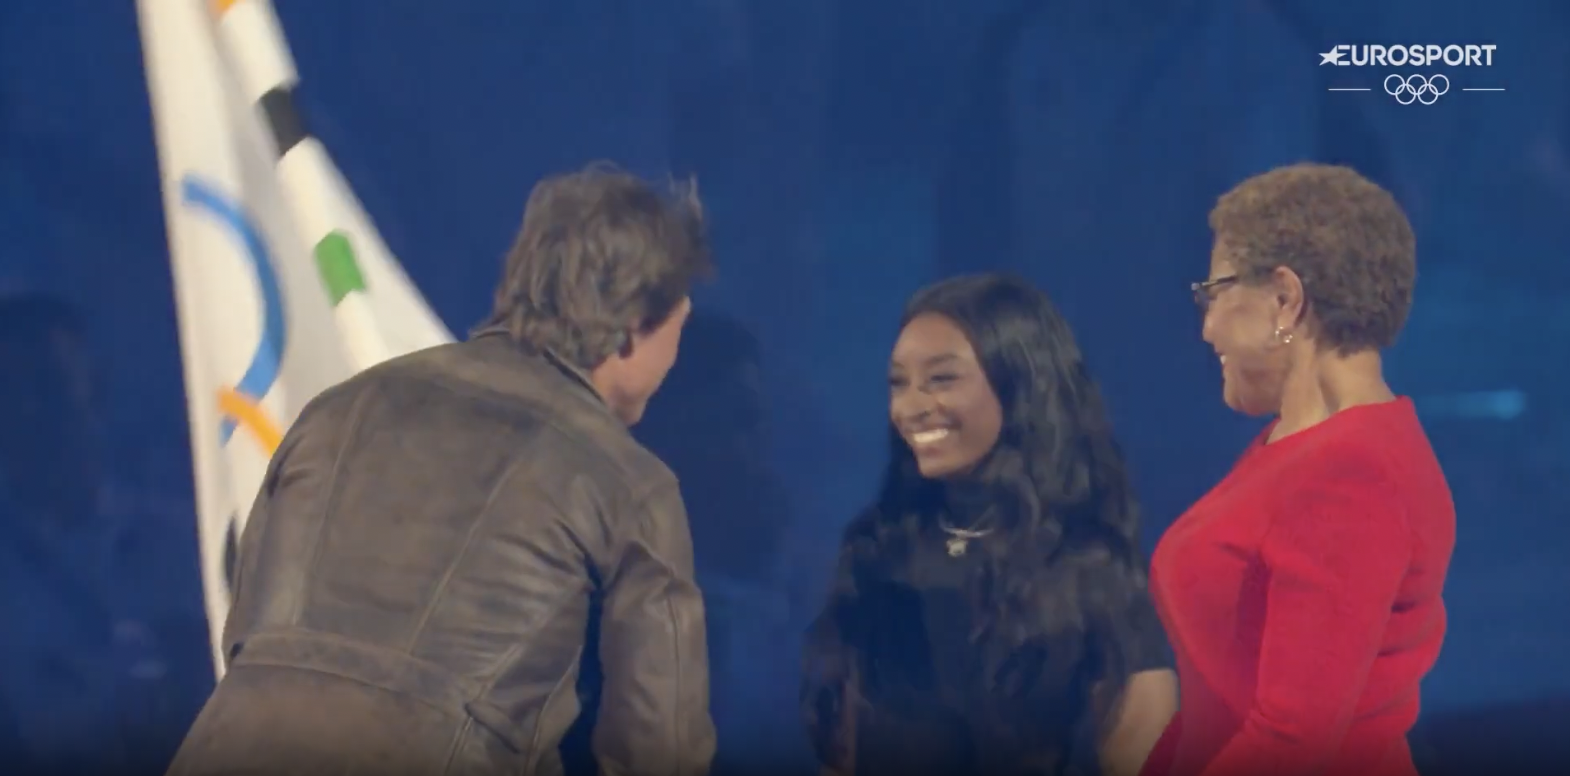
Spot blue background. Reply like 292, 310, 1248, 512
1, 0, 1566, 771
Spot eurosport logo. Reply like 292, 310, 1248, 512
1320, 44, 1496, 68
1319, 44, 1504, 105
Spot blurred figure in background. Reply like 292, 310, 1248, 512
0, 293, 123, 773
635, 310, 802, 772
639, 311, 788, 587
0, 293, 208, 774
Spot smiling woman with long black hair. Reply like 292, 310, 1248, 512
801, 273, 1177, 776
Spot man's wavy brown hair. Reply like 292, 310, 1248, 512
1209, 163, 1417, 355
482, 162, 712, 369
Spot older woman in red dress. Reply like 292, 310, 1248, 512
1142, 163, 1456, 776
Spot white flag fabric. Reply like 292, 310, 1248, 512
137, 0, 455, 676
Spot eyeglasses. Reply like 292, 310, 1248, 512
1190, 275, 1238, 311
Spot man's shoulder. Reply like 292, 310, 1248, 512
514, 406, 674, 503
365, 340, 675, 496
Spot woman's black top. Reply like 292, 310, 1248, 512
846, 492, 1173, 776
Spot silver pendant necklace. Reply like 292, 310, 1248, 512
938, 517, 994, 557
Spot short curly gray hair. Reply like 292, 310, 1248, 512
1210, 163, 1416, 354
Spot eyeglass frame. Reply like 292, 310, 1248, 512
1190, 274, 1240, 311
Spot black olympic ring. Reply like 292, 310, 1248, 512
1384, 74, 1450, 105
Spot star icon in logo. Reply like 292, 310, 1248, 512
1319, 48, 1346, 65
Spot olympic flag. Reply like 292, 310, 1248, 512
137, 0, 454, 676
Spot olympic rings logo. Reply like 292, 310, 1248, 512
1384, 74, 1450, 105
181, 174, 288, 456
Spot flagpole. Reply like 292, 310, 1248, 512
210, 0, 394, 372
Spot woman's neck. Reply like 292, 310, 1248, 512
941, 477, 996, 528
1272, 348, 1395, 443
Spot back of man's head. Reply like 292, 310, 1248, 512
483, 163, 712, 370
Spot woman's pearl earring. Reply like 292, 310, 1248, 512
1273, 325, 1294, 345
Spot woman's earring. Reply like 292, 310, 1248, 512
1273, 325, 1294, 345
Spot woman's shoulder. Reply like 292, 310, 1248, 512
832, 505, 905, 585
832, 507, 889, 577
841, 504, 883, 543
1265, 433, 1404, 509
1267, 399, 1428, 481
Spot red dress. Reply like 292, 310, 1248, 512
1141, 398, 1456, 776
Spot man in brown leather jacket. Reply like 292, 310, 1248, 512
166, 165, 717, 776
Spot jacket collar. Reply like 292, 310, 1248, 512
541, 348, 603, 404
468, 326, 606, 408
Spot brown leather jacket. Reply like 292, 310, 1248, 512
167, 333, 716, 776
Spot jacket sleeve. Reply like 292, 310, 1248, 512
219, 388, 344, 664
593, 478, 717, 776
219, 402, 310, 664
1197, 459, 1411, 776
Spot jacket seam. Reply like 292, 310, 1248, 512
401, 451, 543, 653
640, 479, 688, 774
439, 715, 479, 775
662, 593, 687, 775
520, 643, 586, 771
289, 385, 374, 626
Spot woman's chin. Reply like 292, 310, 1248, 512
915, 457, 967, 481
1223, 385, 1278, 417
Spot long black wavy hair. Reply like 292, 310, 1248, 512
801, 273, 1147, 768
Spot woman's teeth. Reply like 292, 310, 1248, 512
912, 429, 951, 445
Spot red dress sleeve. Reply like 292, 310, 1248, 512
1198, 457, 1411, 776
1138, 712, 1181, 776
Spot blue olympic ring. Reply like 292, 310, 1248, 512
180, 175, 288, 444
1384, 74, 1450, 105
